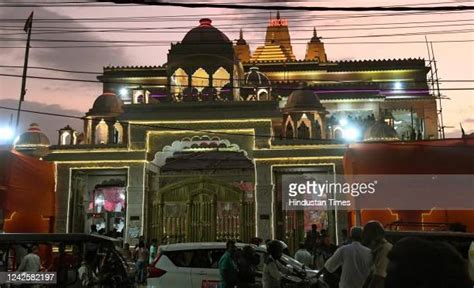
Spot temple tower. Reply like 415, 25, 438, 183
305, 27, 327, 62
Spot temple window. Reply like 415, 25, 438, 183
60, 131, 71, 145
192, 68, 209, 92
113, 122, 124, 144
334, 127, 343, 140
213, 67, 230, 90
95, 119, 109, 144
132, 87, 149, 104
58, 125, 77, 145
257, 89, 269, 101
297, 122, 310, 139
314, 120, 322, 139
286, 122, 294, 139
171, 68, 188, 96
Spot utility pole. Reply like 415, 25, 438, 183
15, 12, 34, 139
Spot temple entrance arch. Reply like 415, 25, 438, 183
150, 177, 255, 243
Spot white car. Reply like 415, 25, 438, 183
147, 242, 320, 288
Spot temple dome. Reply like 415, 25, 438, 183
15, 123, 50, 146
285, 85, 324, 110
243, 67, 270, 87
88, 92, 123, 116
182, 18, 231, 45
364, 120, 400, 141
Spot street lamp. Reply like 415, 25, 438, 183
119, 88, 128, 97
393, 81, 403, 90
0, 126, 14, 143
343, 127, 360, 141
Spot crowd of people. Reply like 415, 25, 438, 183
87, 221, 472, 288
218, 221, 472, 288
117, 235, 158, 285
293, 221, 472, 288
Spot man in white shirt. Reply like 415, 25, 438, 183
316, 227, 372, 288
294, 242, 313, 268
17, 245, 41, 272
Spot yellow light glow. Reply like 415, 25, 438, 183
263, 144, 346, 150
146, 129, 256, 153
3, 211, 17, 222
55, 160, 147, 164
129, 119, 272, 124
421, 207, 437, 230
255, 156, 343, 161
50, 149, 146, 154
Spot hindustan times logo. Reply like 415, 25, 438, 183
288, 180, 377, 198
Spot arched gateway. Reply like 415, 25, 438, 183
149, 177, 255, 243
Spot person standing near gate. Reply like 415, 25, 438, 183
218, 240, 238, 288
316, 227, 372, 288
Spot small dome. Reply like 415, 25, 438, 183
364, 120, 400, 141
182, 18, 231, 45
243, 67, 270, 87
88, 92, 123, 116
285, 85, 324, 110
15, 123, 50, 146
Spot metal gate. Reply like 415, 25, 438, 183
150, 177, 255, 243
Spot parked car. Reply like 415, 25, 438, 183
147, 241, 322, 288
0, 233, 133, 287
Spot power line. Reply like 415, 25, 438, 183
2, 17, 474, 31
1, 9, 473, 24
1, 28, 473, 44
1, 72, 473, 92
103, 1, 474, 12
2, 1, 474, 11
0, 65, 100, 75
1, 39, 473, 49
2, 22, 474, 36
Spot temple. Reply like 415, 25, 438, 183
42, 13, 443, 247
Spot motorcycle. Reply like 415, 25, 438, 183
281, 264, 330, 288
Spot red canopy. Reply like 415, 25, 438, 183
0, 148, 55, 233
343, 138, 474, 231
344, 138, 474, 175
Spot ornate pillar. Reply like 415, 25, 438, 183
107, 119, 115, 144
255, 163, 274, 240
90, 119, 97, 145
208, 70, 214, 88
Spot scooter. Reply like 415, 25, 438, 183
281, 264, 330, 288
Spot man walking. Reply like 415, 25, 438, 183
316, 227, 372, 288
363, 221, 393, 288
17, 244, 41, 272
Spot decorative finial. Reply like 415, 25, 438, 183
313, 27, 317, 37
239, 28, 243, 40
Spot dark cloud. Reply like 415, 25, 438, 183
0, 7, 128, 72
0, 98, 84, 142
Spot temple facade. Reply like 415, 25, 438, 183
45, 13, 439, 248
